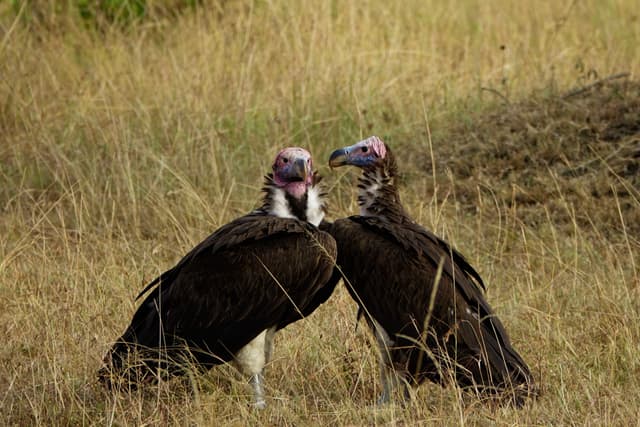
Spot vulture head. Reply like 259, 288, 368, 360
328, 136, 401, 217
328, 136, 388, 169
272, 147, 314, 199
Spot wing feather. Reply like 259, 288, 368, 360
348, 215, 488, 310
327, 216, 532, 396
108, 213, 336, 377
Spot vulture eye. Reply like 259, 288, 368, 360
282, 158, 289, 163
361, 146, 369, 153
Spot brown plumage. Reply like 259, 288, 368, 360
327, 136, 536, 406
99, 148, 338, 408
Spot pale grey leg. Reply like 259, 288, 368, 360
373, 319, 410, 405
378, 364, 394, 405
249, 373, 266, 409
264, 327, 277, 364
235, 330, 269, 409
378, 364, 410, 405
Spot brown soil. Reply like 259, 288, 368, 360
424, 77, 640, 237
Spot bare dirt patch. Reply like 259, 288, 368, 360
424, 77, 640, 237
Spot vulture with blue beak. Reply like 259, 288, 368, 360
100, 147, 338, 408
327, 136, 535, 406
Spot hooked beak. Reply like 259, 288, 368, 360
290, 157, 309, 182
328, 147, 350, 168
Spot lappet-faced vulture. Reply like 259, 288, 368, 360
326, 136, 535, 406
100, 147, 338, 408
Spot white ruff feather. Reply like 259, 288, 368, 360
268, 188, 297, 220
305, 186, 325, 226
268, 186, 325, 226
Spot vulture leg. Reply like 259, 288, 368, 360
235, 329, 269, 409
263, 327, 277, 364
378, 365, 411, 406
249, 374, 266, 410
373, 319, 410, 405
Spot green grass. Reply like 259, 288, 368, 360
1, 1, 639, 425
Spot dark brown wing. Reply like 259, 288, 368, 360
327, 216, 533, 400
135, 213, 317, 300
325, 214, 488, 327
328, 216, 491, 331
273, 228, 340, 331
104, 214, 336, 380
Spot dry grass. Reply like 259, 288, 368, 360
1, 1, 639, 425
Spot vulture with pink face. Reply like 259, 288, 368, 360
99, 147, 338, 408
327, 136, 535, 406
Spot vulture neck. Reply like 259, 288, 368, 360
357, 153, 407, 221
261, 173, 326, 226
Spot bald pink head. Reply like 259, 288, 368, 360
272, 147, 314, 199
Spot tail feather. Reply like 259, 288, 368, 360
99, 333, 203, 389
98, 340, 150, 389
98, 293, 169, 388
99, 292, 230, 389
98, 333, 162, 389
456, 314, 537, 406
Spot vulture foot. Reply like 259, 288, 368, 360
249, 373, 267, 409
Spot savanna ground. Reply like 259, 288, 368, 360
1, 1, 639, 425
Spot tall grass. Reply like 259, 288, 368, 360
1, 1, 639, 424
